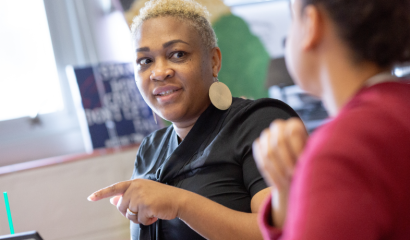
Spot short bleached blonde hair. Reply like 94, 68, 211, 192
130, 0, 218, 50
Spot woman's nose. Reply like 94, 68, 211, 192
150, 62, 175, 81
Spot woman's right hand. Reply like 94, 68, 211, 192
88, 179, 190, 225
252, 117, 308, 228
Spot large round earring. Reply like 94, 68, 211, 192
209, 77, 232, 110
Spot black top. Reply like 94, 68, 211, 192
131, 97, 299, 240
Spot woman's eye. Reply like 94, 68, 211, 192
171, 51, 186, 59
138, 58, 152, 65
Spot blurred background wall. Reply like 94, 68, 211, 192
0, 148, 136, 239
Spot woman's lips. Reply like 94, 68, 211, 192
155, 88, 181, 96
152, 86, 182, 103
152, 85, 182, 96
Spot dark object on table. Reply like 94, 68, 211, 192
265, 57, 294, 88
0, 231, 43, 240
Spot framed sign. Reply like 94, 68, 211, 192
67, 62, 159, 151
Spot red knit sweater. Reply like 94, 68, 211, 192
259, 81, 410, 240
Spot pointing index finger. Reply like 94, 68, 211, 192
87, 181, 131, 201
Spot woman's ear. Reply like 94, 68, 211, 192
211, 47, 222, 77
301, 5, 323, 51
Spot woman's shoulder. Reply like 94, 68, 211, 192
306, 82, 410, 163
334, 81, 410, 131
218, 97, 299, 141
229, 97, 299, 119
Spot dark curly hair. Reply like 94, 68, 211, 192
302, 0, 410, 68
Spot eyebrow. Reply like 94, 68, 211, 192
163, 39, 190, 48
135, 39, 190, 52
136, 47, 150, 52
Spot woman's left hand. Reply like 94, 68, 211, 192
88, 179, 186, 225
252, 117, 308, 228
253, 118, 307, 191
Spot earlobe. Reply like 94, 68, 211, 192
302, 5, 322, 51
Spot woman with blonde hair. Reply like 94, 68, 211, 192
88, 0, 298, 239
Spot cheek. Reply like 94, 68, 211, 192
135, 73, 153, 107
183, 61, 211, 95
285, 26, 304, 88
285, 30, 298, 80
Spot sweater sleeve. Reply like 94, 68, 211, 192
278, 107, 397, 240
258, 194, 283, 240
259, 83, 410, 240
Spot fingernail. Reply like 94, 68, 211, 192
87, 194, 95, 201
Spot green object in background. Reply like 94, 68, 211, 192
3, 192, 15, 234
213, 14, 270, 100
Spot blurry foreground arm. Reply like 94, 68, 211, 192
253, 113, 398, 240
252, 118, 308, 228
88, 179, 269, 240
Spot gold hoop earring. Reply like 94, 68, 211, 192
209, 77, 232, 110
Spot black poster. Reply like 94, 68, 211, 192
68, 62, 158, 149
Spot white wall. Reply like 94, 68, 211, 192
0, 147, 138, 240
231, 0, 291, 58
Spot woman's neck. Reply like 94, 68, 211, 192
171, 99, 212, 142
173, 119, 198, 142
318, 56, 386, 116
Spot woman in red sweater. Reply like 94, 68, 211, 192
253, 0, 410, 239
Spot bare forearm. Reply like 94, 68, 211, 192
271, 188, 289, 229
177, 190, 263, 240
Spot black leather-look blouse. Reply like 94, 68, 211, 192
130, 97, 298, 240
